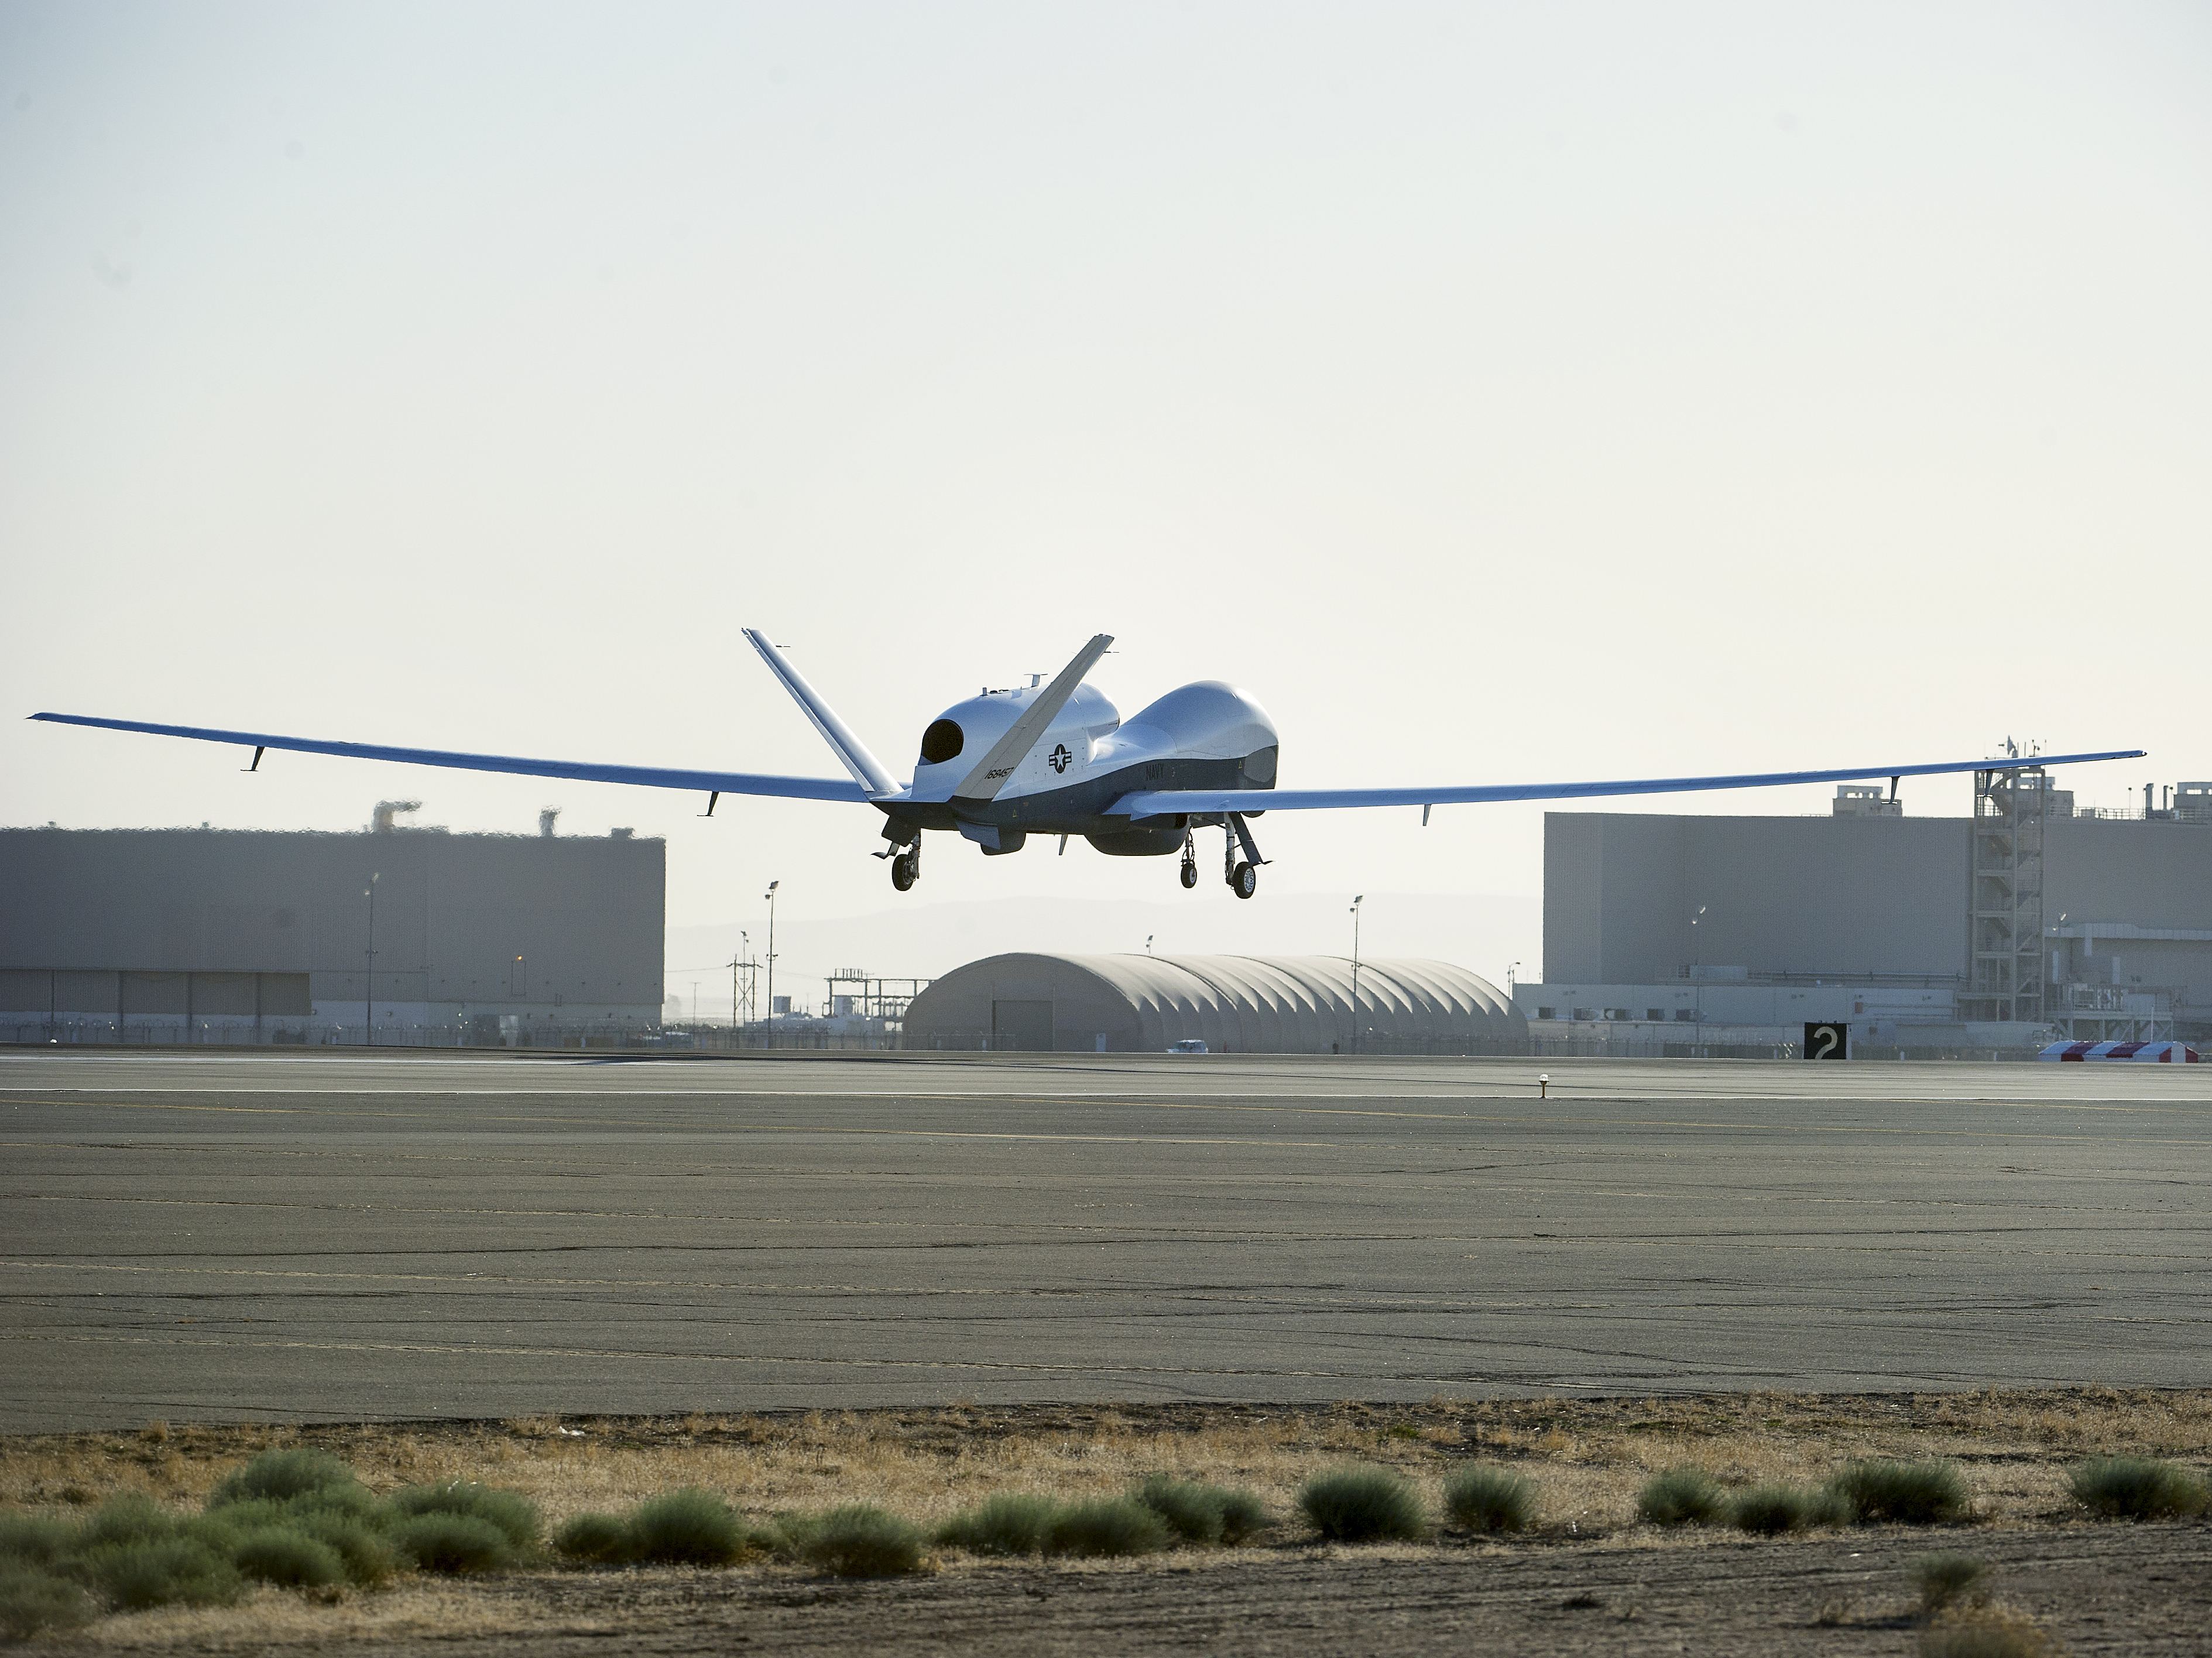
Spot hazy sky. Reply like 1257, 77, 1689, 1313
4, 2, 2207, 988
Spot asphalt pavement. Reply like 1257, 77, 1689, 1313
1, 1048, 2205, 1431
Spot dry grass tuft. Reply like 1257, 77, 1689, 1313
390, 1481, 540, 1550
1730, 1484, 1817, 1534
1911, 1552, 1993, 1618
389, 1513, 512, 1575
2067, 1457, 2207, 1521
231, 1529, 345, 1590
0, 1561, 95, 1639
1044, 1498, 1172, 1558
551, 1511, 633, 1565
1132, 1475, 1267, 1546
796, 1504, 927, 1577
1918, 1604, 2062, 1658
1442, 1466, 1535, 1534
1638, 1467, 1724, 1527
1298, 1465, 1428, 1543
626, 1488, 749, 1565
935, 1492, 1059, 1557
1829, 1461, 1969, 1526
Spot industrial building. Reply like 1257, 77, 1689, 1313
1518, 765, 2212, 1053
902, 953, 1526, 1054
0, 808, 664, 1044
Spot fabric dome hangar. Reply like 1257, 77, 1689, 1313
901, 953, 1527, 1055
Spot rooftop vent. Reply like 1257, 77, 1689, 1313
373, 800, 422, 833
539, 808, 561, 838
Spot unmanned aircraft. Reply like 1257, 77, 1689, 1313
33, 632, 2144, 900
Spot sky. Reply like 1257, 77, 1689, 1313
3, 1, 2207, 999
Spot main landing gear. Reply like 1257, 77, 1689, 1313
1225, 813, 1263, 900
1179, 816, 1263, 899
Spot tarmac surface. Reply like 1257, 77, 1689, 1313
1, 1049, 2206, 1431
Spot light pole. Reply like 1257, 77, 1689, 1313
1349, 894, 1364, 1056
363, 872, 379, 1046
764, 882, 779, 1046
1690, 904, 1707, 1053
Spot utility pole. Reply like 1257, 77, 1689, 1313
1349, 893, 1364, 1056
764, 882, 780, 1047
363, 872, 380, 1047
1691, 904, 1706, 1056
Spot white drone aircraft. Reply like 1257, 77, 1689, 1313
35, 631, 2142, 900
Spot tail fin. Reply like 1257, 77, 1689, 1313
742, 630, 898, 797
952, 633, 1114, 803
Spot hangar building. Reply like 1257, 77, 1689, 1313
903, 953, 1527, 1054
1, 814, 664, 1044
1521, 768, 2212, 1051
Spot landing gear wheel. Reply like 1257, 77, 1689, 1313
1230, 861, 1257, 900
890, 852, 916, 892
1179, 859, 1198, 889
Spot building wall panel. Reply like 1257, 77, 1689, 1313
1, 826, 664, 1031
1546, 813, 1967, 982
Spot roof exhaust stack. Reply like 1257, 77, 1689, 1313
372, 800, 422, 834
539, 808, 561, 838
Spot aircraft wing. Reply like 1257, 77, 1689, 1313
1106, 748, 2147, 817
27, 712, 872, 803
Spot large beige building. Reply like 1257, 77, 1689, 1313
1, 820, 664, 1044
1529, 775, 2212, 1048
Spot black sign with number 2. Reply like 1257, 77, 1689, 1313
1803, 1022, 1847, 1060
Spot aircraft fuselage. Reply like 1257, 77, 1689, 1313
880, 679, 1279, 855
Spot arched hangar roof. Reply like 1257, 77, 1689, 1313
901, 953, 1527, 1055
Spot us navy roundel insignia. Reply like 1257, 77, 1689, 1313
1048, 743, 1072, 774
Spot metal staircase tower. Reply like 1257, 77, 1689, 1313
1963, 761, 2048, 1024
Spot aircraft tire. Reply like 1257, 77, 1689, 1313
1179, 861, 1198, 889
1230, 861, 1257, 900
890, 853, 916, 892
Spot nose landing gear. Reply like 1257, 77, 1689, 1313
884, 830, 921, 892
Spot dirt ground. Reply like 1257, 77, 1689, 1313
9, 1390, 2212, 1654
21, 1525, 2212, 1656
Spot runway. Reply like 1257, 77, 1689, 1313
1, 1049, 2206, 1432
